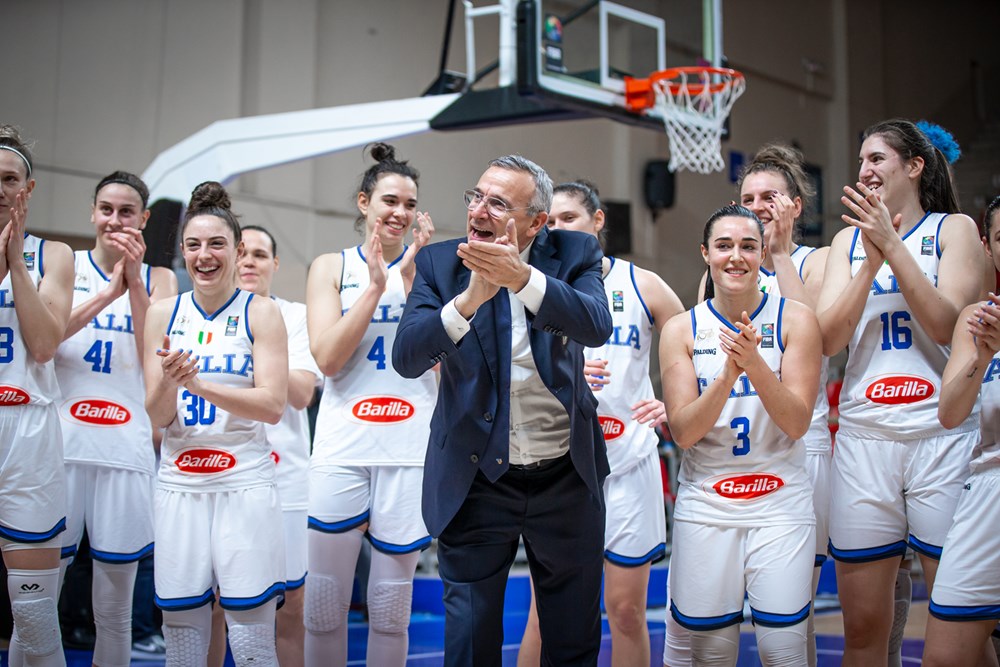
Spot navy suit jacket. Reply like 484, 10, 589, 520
392, 226, 613, 537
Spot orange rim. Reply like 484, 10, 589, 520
624, 67, 744, 112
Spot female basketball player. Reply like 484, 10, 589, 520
0, 124, 75, 667
660, 204, 821, 665
817, 119, 984, 664
923, 195, 1000, 667
144, 181, 288, 666
53, 171, 176, 667
304, 143, 435, 667
517, 181, 683, 667
237, 224, 321, 667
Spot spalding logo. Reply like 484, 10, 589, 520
712, 473, 784, 500
599, 416, 626, 441
175, 448, 236, 473
70, 399, 130, 426
352, 396, 414, 423
865, 375, 934, 405
0, 385, 30, 406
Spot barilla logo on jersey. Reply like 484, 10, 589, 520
599, 416, 626, 441
69, 399, 131, 426
270, 451, 280, 466
0, 385, 30, 406
709, 473, 784, 501
351, 396, 414, 423
865, 374, 934, 405
175, 448, 236, 473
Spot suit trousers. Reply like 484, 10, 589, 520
437, 454, 605, 666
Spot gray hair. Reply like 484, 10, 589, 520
488, 155, 552, 215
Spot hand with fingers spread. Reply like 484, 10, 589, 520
156, 334, 200, 390
457, 219, 532, 292
841, 182, 903, 261
631, 398, 667, 428
5, 189, 28, 271
765, 191, 797, 258
584, 358, 610, 391
719, 311, 763, 371
969, 292, 1000, 356
399, 211, 435, 293
367, 219, 390, 294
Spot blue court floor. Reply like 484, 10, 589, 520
3, 563, 928, 665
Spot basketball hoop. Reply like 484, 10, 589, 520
625, 67, 745, 175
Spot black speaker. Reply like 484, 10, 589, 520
602, 200, 632, 257
644, 160, 675, 211
144, 199, 182, 269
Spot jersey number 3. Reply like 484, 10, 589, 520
0, 327, 13, 364
731, 416, 751, 456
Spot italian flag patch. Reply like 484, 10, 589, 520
198, 331, 212, 344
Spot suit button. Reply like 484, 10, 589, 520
470, 454, 479, 463
483, 412, 493, 423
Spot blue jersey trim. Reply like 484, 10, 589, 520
60, 545, 78, 560
368, 533, 432, 554
307, 511, 370, 534
629, 262, 655, 327
92, 542, 154, 564
219, 581, 285, 611
670, 601, 743, 631
357, 245, 408, 269
929, 599, 1000, 622
759, 265, 775, 279
245, 292, 255, 344
935, 214, 944, 259
900, 211, 932, 242
708, 293, 770, 332
908, 534, 943, 560
689, 308, 697, 339
156, 587, 215, 611
751, 601, 811, 628
165, 294, 182, 336
145, 264, 152, 296
37, 238, 46, 278
829, 538, 908, 563
849, 228, 860, 262
193, 288, 242, 321
794, 246, 816, 280
814, 554, 827, 567
286, 572, 307, 591
0, 517, 66, 544
776, 297, 786, 353
605, 543, 666, 567
88, 251, 110, 281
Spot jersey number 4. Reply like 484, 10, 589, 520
0, 327, 13, 364
367, 335, 387, 370
731, 416, 751, 456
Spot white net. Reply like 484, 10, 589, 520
652, 69, 745, 174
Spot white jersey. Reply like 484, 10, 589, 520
0, 234, 61, 407
590, 258, 658, 474
973, 350, 1000, 473
675, 295, 813, 526
267, 297, 320, 510
840, 213, 979, 439
158, 289, 275, 491
757, 245, 831, 453
54, 251, 155, 473
311, 246, 435, 467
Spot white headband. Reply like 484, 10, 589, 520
0, 145, 32, 178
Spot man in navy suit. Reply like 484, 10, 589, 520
393, 155, 612, 666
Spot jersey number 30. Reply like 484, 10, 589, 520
182, 391, 217, 426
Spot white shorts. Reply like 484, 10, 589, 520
663, 563, 692, 667
154, 485, 285, 611
929, 466, 1000, 621
829, 430, 978, 563
806, 449, 832, 565
0, 403, 66, 545
308, 465, 430, 553
62, 462, 154, 563
604, 451, 666, 565
670, 519, 814, 631
283, 508, 307, 589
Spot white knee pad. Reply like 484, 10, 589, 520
689, 625, 740, 667
368, 580, 413, 636
304, 573, 350, 633
162, 606, 212, 667
7, 568, 62, 659
754, 621, 808, 667
228, 622, 277, 667
91, 560, 137, 667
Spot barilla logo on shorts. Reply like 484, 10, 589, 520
175, 448, 236, 474
599, 416, 626, 441
70, 399, 130, 426
270, 451, 280, 466
351, 396, 414, 423
0, 385, 30, 406
710, 473, 784, 501
865, 374, 934, 405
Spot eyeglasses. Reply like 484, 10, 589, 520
463, 189, 531, 219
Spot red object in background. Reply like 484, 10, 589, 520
827, 379, 843, 442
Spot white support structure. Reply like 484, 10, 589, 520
141, 93, 460, 205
